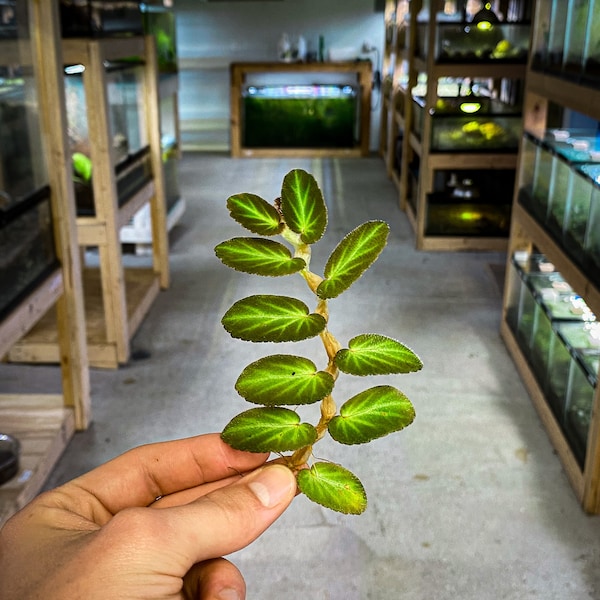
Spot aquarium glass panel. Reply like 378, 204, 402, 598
142, 5, 177, 73
564, 164, 597, 258
547, 155, 571, 238
530, 142, 553, 222
546, 0, 569, 71
563, 0, 589, 76
583, 0, 600, 79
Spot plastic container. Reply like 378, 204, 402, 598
242, 85, 357, 148
59, 0, 143, 38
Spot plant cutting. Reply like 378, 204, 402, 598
215, 168, 422, 515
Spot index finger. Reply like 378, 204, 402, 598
66, 433, 269, 515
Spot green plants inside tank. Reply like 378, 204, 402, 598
215, 169, 422, 514
243, 86, 357, 149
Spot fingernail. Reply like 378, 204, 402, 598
215, 588, 241, 600
247, 465, 295, 508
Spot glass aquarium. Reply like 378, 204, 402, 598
141, 3, 177, 73
584, 169, 600, 286
59, 0, 143, 38
65, 60, 151, 215
416, 19, 529, 63
412, 93, 522, 151
546, 153, 572, 239
0, 0, 59, 319
242, 85, 358, 149
564, 350, 598, 467
583, 0, 600, 81
424, 168, 514, 236
562, 0, 590, 78
517, 133, 537, 206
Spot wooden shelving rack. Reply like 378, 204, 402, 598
500, 5, 600, 513
380, 0, 529, 251
9, 34, 170, 369
0, 0, 90, 527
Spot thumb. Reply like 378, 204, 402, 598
159, 464, 297, 567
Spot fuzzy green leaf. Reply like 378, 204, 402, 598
235, 354, 335, 405
221, 295, 327, 342
222, 407, 317, 452
335, 334, 423, 376
280, 169, 327, 244
226, 193, 283, 235
317, 221, 389, 299
328, 385, 415, 445
215, 238, 306, 276
297, 462, 367, 514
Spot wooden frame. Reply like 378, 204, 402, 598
230, 61, 372, 158
0, 0, 90, 527
10, 35, 169, 369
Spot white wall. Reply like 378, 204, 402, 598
175, 0, 384, 151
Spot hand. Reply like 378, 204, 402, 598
0, 433, 297, 599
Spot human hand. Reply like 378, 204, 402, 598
0, 433, 297, 599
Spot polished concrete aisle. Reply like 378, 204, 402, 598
42, 154, 600, 598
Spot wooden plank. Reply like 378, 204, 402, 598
0, 394, 75, 528
8, 268, 159, 369
31, 0, 91, 429
499, 321, 586, 505
62, 36, 145, 65
239, 147, 363, 159
0, 270, 63, 358
417, 235, 509, 252
426, 153, 518, 170
116, 179, 155, 232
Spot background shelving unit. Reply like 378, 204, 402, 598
500, 0, 600, 513
381, 0, 530, 251
9, 34, 170, 369
0, 0, 90, 527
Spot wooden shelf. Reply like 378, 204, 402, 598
229, 61, 372, 158
499, 1, 600, 514
413, 56, 527, 79
9, 268, 160, 369
0, 394, 75, 528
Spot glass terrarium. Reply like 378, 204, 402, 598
65, 61, 151, 215
583, 0, 600, 81
564, 350, 599, 466
562, 0, 590, 78
563, 164, 599, 267
141, 3, 177, 73
59, 0, 143, 38
242, 85, 358, 149
0, 0, 59, 319
424, 168, 514, 236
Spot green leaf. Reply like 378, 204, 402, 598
226, 193, 283, 235
235, 354, 335, 405
222, 407, 317, 453
328, 385, 415, 445
335, 334, 423, 376
215, 238, 306, 277
280, 169, 327, 244
317, 221, 389, 299
296, 462, 367, 514
222, 295, 327, 342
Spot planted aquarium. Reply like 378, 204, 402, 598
65, 61, 151, 215
141, 3, 177, 73
424, 168, 514, 236
59, 0, 143, 38
412, 94, 522, 151
243, 85, 358, 149
415, 19, 529, 64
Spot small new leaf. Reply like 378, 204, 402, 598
215, 238, 306, 276
297, 462, 367, 514
317, 221, 389, 299
335, 334, 423, 376
222, 407, 318, 452
328, 385, 415, 445
236, 354, 335, 405
222, 295, 327, 342
226, 193, 283, 235
280, 169, 327, 244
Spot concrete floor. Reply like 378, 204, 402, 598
7, 154, 600, 598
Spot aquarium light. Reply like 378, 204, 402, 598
460, 102, 481, 114
64, 64, 85, 75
